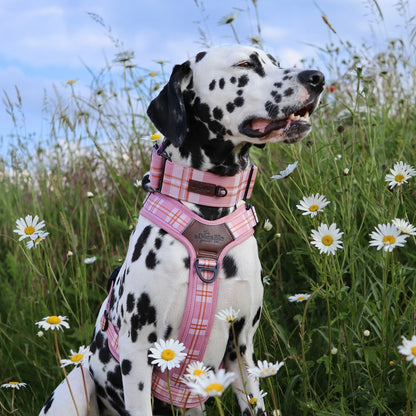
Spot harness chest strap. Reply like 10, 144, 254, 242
149, 146, 258, 208
101, 192, 258, 408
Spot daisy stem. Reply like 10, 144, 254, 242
80, 366, 91, 416
266, 375, 278, 412
214, 396, 226, 416
231, 322, 254, 416
166, 369, 175, 416
54, 332, 80, 416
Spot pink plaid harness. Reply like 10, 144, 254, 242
101, 145, 258, 408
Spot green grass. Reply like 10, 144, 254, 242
1, 1, 416, 414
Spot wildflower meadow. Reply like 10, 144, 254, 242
1, 1, 416, 415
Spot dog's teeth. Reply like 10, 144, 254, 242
305, 112, 310, 119
288, 113, 295, 120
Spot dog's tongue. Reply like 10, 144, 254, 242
251, 118, 270, 133
251, 118, 288, 134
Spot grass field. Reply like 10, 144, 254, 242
1, 1, 416, 415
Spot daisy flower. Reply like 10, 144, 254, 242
35, 315, 70, 331
149, 339, 187, 372
1, 382, 27, 390
398, 335, 416, 365
183, 361, 212, 382
247, 360, 285, 379
13, 215, 46, 241
310, 223, 343, 255
248, 389, 268, 406
385, 161, 416, 188
271, 161, 298, 180
183, 368, 235, 397
392, 218, 416, 236
25, 231, 49, 249
369, 223, 408, 252
288, 293, 311, 303
60, 345, 92, 368
215, 307, 240, 323
296, 194, 330, 218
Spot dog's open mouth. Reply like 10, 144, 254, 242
240, 102, 315, 139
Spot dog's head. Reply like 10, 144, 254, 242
147, 45, 324, 148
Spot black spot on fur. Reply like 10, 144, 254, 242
283, 75, 292, 81
226, 102, 235, 113
234, 96, 244, 107
274, 82, 282, 88
240, 344, 247, 355
121, 359, 132, 375
137, 293, 157, 327
126, 293, 135, 313
183, 256, 190, 269
223, 255, 237, 278
132, 225, 152, 262
271, 90, 282, 103
164, 325, 173, 339
159, 229, 167, 236
213, 107, 223, 121
265, 100, 279, 119
219, 78, 225, 89
230, 76, 236, 84
284, 69, 291, 74
195, 51, 207, 62
249, 53, 266, 77
98, 338, 112, 364
42, 392, 54, 413
155, 237, 162, 249
238, 75, 249, 87
148, 331, 157, 343
209, 79, 216, 90
138, 382, 144, 391
145, 250, 158, 269
252, 306, 262, 326
237, 89, 243, 95
284, 87, 294, 97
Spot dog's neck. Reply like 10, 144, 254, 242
160, 138, 254, 221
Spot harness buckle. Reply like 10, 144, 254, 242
195, 257, 220, 283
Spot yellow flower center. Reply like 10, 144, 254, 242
322, 235, 334, 246
151, 133, 162, 141
309, 204, 319, 212
297, 296, 306, 301
260, 368, 269, 375
46, 316, 61, 325
411, 346, 416, 357
205, 383, 224, 394
193, 369, 206, 377
382, 235, 395, 245
9, 382, 19, 385
25, 226, 35, 235
70, 354, 84, 363
249, 397, 258, 404
395, 174, 405, 183
148, 72, 157, 77
161, 349, 175, 361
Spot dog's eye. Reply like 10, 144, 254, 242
235, 61, 253, 69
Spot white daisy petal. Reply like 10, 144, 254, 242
14, 214, 47, 241
296, 193, 330, 218
148, 339, 187, 372
247, 360, 285, 379
1, 382, 27, 390
398, 335, 416, 366
392, 218, 416, 236
60, 345, 92, 368
385, 161, 416, 188
288, 293, 311, 303
183, 368, 235, 397
215, 307, 240, 323
369, 223, 408, 252
310, 223, 343, 255
35, 315, 70, 331
271, 161, 298, 180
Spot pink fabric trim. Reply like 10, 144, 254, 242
149, 147, 257, 207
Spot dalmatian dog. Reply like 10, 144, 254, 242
39, 45, 324, 416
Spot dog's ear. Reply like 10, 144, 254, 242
147, 61, 191, 147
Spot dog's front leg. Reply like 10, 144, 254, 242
118, 333, 154, 416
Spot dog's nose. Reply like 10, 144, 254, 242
297, 70, 325, 93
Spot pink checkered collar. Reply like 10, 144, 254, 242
148, 144, 257, 208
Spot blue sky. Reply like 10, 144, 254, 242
0, 0, 413, 148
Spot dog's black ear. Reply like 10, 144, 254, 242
147, 61, 191, 147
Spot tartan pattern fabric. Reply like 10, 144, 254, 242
149, 147, 257, 207
141, 192, 257, 407
102, 191, 258, 408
